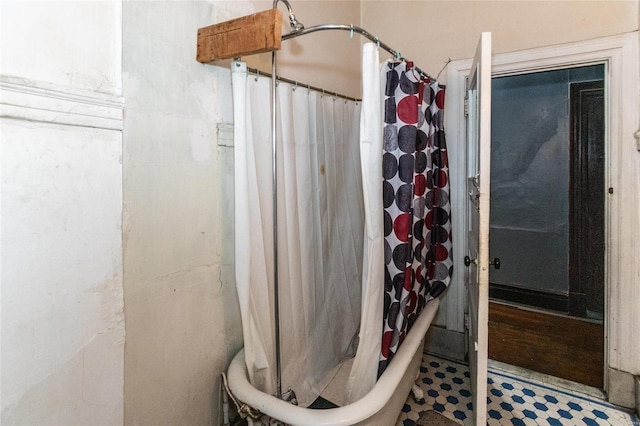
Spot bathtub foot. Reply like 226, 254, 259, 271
279, 386, 298, 406
411, 383, 425, 401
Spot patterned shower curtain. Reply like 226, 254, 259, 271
379, 61, 453, 375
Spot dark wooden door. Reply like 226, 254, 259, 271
569, 81, 605, 319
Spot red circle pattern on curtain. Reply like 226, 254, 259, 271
379, 61, 453, 376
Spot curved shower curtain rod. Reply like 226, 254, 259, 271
246, 66, 361, 102
246, 22, 443, 103
274, 0, 436, 82
282, 23, 436, 82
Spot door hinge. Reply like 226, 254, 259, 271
464, 313, 469, 331
464, 76, 470, 117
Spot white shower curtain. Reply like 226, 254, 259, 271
345, 43, 385, 403
232, 61, 367, 406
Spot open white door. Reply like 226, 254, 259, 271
465, 32, 492, 426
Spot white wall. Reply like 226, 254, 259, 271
1, 1, 124, 425
362, 1, 639, 85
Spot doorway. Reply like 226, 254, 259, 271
487, 65, 605, 389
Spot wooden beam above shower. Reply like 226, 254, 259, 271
196, 9, 283, 63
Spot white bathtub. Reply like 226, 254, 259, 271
227, 298, 440, 426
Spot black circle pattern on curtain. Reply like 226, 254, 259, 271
379, 61, 453, 377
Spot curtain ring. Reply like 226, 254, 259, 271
293, 81, 298, 91
255, 69, 260, 81
374, 36, 380, 50
350, 24, 354, 40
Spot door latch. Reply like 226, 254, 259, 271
464, 256, 501, 269
490, 258, 501, 269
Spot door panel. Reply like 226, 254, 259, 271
488, 302, 604, 389
465, 32, 491, 426
569, 81, 605, 319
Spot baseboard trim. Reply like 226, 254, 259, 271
424, 326, 466, 363
607, 367, 636, 409
489, 282, 569, 313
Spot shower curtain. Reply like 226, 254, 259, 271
231, 43, 451, 407
378, 61, 452, 375
232, 61, 364, 407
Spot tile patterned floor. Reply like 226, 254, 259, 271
397, 354, 639, 426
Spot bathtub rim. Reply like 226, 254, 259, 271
227, 298, 440, 426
